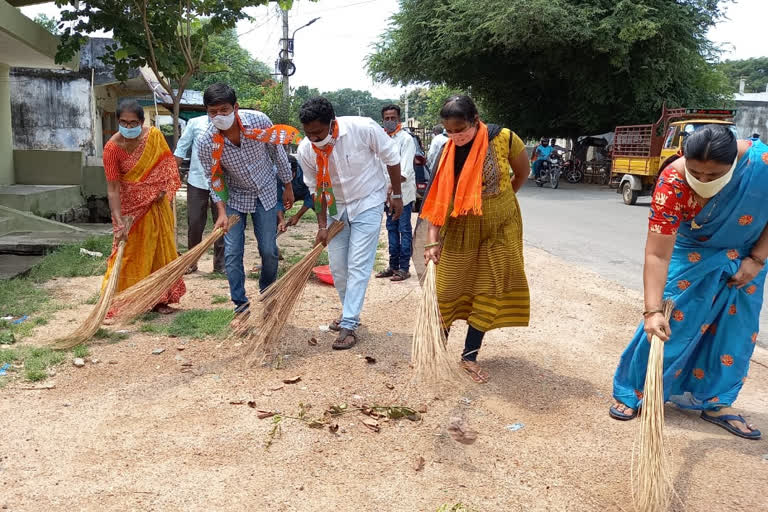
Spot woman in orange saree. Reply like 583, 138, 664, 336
102, 100, 185, 315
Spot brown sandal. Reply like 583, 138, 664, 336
329, 318, 342, 332
460, 360, 489, 383
390, 270, 410, 282
376, 268, 395, 278
332, 328, 358, 350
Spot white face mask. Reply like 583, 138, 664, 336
685, 156, 737, 198
211, 112, 236, 131
312, 131, 333, 148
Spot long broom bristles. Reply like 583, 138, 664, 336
634, 299, 675, 512
49, 240, 128, 350
109, 215, 240, 323
237, 221, 344, 365
411, 260, 465, 386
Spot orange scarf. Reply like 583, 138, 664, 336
387, 123, 402, 138
311, 120, 340, 216
420, 122, 488, 226
210, 115, 301, 202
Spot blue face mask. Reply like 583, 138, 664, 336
119, 125, 142, 139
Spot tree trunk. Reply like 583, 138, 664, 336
172, 96, 182, 149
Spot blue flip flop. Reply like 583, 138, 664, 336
700, 412, 762, 440
609, 405, 638, 421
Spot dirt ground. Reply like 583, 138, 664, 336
1, 211, 767, 512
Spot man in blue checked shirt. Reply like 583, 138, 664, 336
197, 83, 294, 316
173, 114, 225, 274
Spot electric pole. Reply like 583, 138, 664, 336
281, 8, 290, 103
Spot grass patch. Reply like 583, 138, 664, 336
0, 279, 50, 317
84, 293, 100, 305
94, 328, 130, 343
289, 233, 308, 241
72, 344, 89, 359
0, 346, 66, 382
211, 294, 229, 305
26, 235, 113, 283
285, 204, 317, 222
139, 323, 162, 334
165, 309, 233, 338
203, 272, 228, 280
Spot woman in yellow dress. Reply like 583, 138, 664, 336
102, 100, 185, 316
420, 95, 531, 382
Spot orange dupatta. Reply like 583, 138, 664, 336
210, 115, 302, 202
420, 122, 489, 226
311, 120, 340, 216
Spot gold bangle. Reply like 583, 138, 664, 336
424, 242, 440, 249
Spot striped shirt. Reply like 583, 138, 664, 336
197, 111, 291, 212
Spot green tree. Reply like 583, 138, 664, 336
53, 0, 301, 143
369, 0, 733, 138
401, 85, 465, 129
718, 58, 768, 94
320, 88, 396, 119
33, 14, 60, 35
188, 27, 272, 101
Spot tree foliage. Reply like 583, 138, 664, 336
718, 58, 768, 94
33, 14, 60, 35
319, 88, 397, 120
369, 0, 734, 137
188, 27, 272, 101
52, 0, 290, 142
400, 85, 466, 129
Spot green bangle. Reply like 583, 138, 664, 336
424, 242, 440, 249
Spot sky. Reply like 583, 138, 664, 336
21, 0, 768, 100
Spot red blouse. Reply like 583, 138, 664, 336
103, 134, 149, 182
648, 166, 702, 235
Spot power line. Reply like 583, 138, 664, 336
299, 0, 378, 16
237, 10, 278, 37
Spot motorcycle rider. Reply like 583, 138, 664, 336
531, 137, 554, 179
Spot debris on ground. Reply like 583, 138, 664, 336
0, 363, 10, 376
506, 423, 525, 432
413, 456, 426, 472
79, 248, 104, 258
152, 348, 165, 355
72, 358, 86, 368
283, 376, 302, 384
447, 417, 478, 445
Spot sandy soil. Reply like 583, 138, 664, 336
1, 213, 766, 512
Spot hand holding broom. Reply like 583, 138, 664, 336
634, 299, 675, 512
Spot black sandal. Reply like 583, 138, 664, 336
376, 268, 395, 278
329, 318, 342, 332
390, 270, 410, 282
332, 328, 358, 350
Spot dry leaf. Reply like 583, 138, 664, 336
385, 383, 395, 390
364, 356, 377, 364
447, 417, 478, 445
308, 337, 318, 346
361, 418, 380, 432
413, 456, 425, 472
283, 376, 302, 384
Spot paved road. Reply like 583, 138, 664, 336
517, 181, 768, 346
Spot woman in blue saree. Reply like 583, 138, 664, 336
611, 125, 768, 440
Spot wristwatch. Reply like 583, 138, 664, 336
390, 193, 402, 199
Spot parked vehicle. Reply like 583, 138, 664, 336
413, 153, 429, 212
535, 152, 562, 189
611, 107, 737, 205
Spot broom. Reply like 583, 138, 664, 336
236, 221, 345, 365
633, 299, 675, 512
108, 215, 240, 323
49, 217, 134, 350
411, 260, 465, 385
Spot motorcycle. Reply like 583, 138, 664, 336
535, 152, 562, 189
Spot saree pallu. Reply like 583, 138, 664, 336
614, 141, 768, 410
102, 128, 185, 308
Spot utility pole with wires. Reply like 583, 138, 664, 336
280, 8, 290, 103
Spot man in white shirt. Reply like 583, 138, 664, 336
173, 115, 225, 274
297, 97, 403, 350
427, 124, 448, 171
375, 104, 416, 282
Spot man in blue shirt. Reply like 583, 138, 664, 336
531, 137, 553, 179
174, 115, 225, 274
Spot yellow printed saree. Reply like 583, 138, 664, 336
102, 127, 185, 312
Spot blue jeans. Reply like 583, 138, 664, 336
328, 204, 384, 330
533, 160, 545, 178
385, 202, 413, 272
224, 201, 279, 306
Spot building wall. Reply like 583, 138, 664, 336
9, 67, 94, 154
734, 101, 768, 138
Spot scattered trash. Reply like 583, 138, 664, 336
90, 358, 100, 364
72, 358, 86, 368
386, 331, 393, 337
152, 348, 165, 355
460, 397, 472, 405
79, 248, 103, 258
506, 423, 525, 432
447, 417, 478, 445
0, 363, 10, 376
308, 337, 318, 346
318, 325, 330, 332
364, 356, 377, 364
361, 418, 380, 432
1, 316, 12, 321
116, 330, 130, 334
11, 315, 28, 325
283, 376, 302, 384
413, 456, 426, 472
